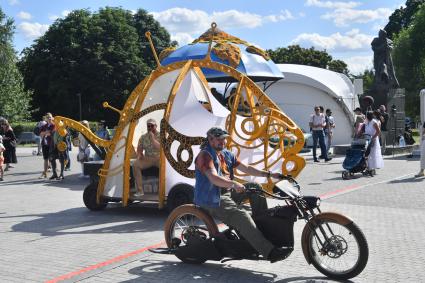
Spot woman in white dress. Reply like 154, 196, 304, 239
365, 111, 384, 173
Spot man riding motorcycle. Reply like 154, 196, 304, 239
194, 127, 290, 262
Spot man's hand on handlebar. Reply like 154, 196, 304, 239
231, 182, 245, 193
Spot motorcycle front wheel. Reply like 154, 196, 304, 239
303, 216, 369, 280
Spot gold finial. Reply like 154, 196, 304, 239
145, 31, 161, 67
206, 22, 217, 60
102, 101, 122, 114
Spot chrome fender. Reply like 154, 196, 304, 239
301, 212, 353, 264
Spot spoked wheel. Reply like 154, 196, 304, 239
164, 204, 219, 264
303, 216, 369, 280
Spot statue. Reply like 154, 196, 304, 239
371, 29, 399, 89
361, 29, 400, 111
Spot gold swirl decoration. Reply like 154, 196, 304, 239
160, 119, 205, 178
212, 43, 241, 68
53, 116, 111, 148
158, 46, 177, 62
192, 27, 249, 45
246, 45, 270, 61
56, 141, 67, 152
130, 103, 168, 122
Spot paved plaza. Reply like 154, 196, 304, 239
1, 147, 425, 282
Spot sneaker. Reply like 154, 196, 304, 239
39, 173, 47, 179
268, 247, 293, 263
4, 167, 9, 172
0, 178, 3, 181
318, 155, 325, 159
134, 192, 144, 198
324, 158, 332, 162
314, 159, 320, 163
57, 175, 64, 180
49, 174, 58, 180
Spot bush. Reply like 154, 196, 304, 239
11, 121, 36, 137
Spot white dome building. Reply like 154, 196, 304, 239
265, 64, 359, 145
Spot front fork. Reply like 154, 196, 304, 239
300, 210, 353, 264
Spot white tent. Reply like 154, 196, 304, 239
265, 64, 358, 145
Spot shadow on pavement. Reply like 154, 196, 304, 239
389, 176, 425, 183
124, 259, 350, 283
8, 205, 167, 237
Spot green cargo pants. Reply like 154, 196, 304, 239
203, 190, 274, 258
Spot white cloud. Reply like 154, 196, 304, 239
305, 0, 361, 9
151, 7, 295, 46
18, 22, 49, 40
291, 29, 373, 52
339, 55, 373, 74
17, 11, 32, 20
171, 33, 194, 45
264, 10, 294, 23
61, 10, 71, 17
322, 7, 392, 27
48, 14, 59, 21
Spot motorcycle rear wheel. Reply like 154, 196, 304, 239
164, 204, 219, 264
304, 217, 369, 280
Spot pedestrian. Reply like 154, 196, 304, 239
309, 106, 331, 162
1, 120, 17, 171
77, 120, 91, 178
414, 120, 425, 178
94, 120, 110, 161
49, 126, 69, 180
324, 109, 335, 155
365, 111, 384, 174
354, 107, 366, 137
0, 136, 5, 181
379, 105, 390, 151
64, 132, 72, 171
39, 113, 55, 178
34, 116, 47, 156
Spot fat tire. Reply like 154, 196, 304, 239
164, 204, 219, 264
304, 218, 369, 280
83, 182, 108, 211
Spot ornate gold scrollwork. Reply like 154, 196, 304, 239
130, 103, 167, 122
160, 119, 205, 178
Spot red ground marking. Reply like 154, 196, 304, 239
319, 184, 360, 199
45, 241, 165, 283
46, 183, 363, 282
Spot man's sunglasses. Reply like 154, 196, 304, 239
147, 124, 155, 128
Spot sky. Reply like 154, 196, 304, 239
1, 0, 405, 74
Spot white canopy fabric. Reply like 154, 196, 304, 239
266, 64, 357, 145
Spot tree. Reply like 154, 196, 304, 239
392, 4, 425, 117
267, 45, 349, 75
384, 0, 425, 39
0, 8, 32, 121
19, 7, 174, 124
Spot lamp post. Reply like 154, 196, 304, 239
391, 104, 397, 149
76, 93, 82, 121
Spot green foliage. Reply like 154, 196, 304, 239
393, 4, 425, 117
268, 45, 349, 75
385, 0, 425, 39
19, 7, 173, 125
0, 8, 32, 121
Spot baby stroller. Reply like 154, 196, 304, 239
342, 135, 373, 179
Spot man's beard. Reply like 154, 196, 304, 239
212, 144, 224, 151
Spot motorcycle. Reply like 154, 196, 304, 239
154, 175, 369, 280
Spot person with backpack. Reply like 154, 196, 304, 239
34, 116, 47, 156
